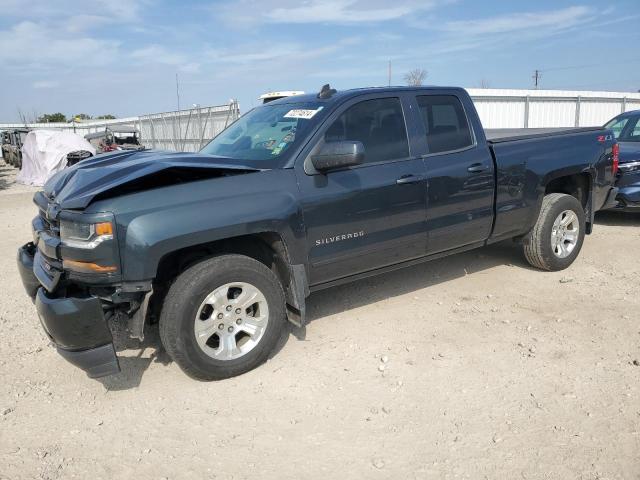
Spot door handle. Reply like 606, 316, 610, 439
467, 163, 489, 173
396, 174, 425, 185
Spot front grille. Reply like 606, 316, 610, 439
38, 207, 60, 237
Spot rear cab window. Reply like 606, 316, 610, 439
606, 115, 640, 142
324, 97, 410, 164
604, 117, 629, 139
416, 95, 474, 154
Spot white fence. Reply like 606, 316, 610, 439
3, 89, 640, 149
466, 88, 640, 129
0, 102, 240, 152
140, 102, 240, 152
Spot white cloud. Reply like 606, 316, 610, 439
63, 14, 112, 33
204, 36, 360, 65
179, 62, 201, 74
376, 32, 404, 41
442, 6, 595, 35
205, 44, 300, 64
216, 0, 445, 25
32, 80, 60, 89
0, 21, 120, 66
0, 0, 151, 69
0, 0, 147, 24
129, 45, 204, 73
393, 6, 600, 60
92, 0, 147, 23
130, 45, 188, 65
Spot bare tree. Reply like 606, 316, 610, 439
17, 108, 39, 126
404, 68, 427, 86
478, 79, 491, 89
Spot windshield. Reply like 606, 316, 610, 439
605, 114, 640, 142
200, 102, 326, 166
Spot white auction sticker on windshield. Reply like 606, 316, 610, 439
284, 108, 321, 119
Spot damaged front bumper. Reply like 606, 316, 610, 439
36, 289, 120, 378
18, 242, 120, 378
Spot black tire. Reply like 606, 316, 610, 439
159, 254, 287, 381
523, 193, 586, 271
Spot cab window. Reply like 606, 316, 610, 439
604, 117, 629, 139
417, 95, 473, 154
324, 98, 409, 164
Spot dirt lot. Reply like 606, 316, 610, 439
0, 160, 638, 480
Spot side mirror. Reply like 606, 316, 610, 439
311, 141, 364, 172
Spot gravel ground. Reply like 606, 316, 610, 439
0, 160, 639, 479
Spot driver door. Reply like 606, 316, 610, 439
295, 94, 428, 287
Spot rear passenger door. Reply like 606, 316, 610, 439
414, 93, 495, 254
296, 94, 428, 286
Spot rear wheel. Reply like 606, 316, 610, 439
159, 254, 287, 380
523, 193, 586, 271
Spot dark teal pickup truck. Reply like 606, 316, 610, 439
18, 85, 618, 381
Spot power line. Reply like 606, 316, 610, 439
540, 63, 601, 73
540, 58, 640, 73
533, 58, 640, 89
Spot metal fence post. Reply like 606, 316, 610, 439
199, 107, 212, 149
182, 110, 193, 152
148, 116, 157, 149
575, 96, 581, 127
197, 107, 203, 151
524, 96, 530, 128
163, 114, 177, 151
622, 97, 627, 113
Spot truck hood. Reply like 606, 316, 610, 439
44, 149, 261, 210
619, 142, 640, 164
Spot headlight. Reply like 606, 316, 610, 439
60, 220, 113, 249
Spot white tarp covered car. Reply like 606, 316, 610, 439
16, 130, 95, 186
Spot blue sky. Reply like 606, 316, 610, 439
0, 0, 639, 121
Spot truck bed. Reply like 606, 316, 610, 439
485, 127, 604, 143
485, 124, 615, 243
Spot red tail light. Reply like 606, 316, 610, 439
612, 143, 619, 176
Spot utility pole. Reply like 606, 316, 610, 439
388, 60, 391, 87
532, 69, 542, 89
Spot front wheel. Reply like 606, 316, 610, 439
159, 254, 287, 380
523, 193, 586, 271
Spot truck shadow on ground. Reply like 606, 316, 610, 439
594, 210, 640, 227
99, 239, 530, 390
300, 240, 530, 329
98, 321, 171, 391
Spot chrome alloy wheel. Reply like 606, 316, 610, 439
194, 282, 269, 361
551, 209, 579, 258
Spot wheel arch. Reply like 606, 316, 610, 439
153, 232, 309, 327
541, 170, 594, 233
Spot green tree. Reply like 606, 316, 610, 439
73, 113, 92, 121
37, 112, 67, 123
95, 114, 117, 120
